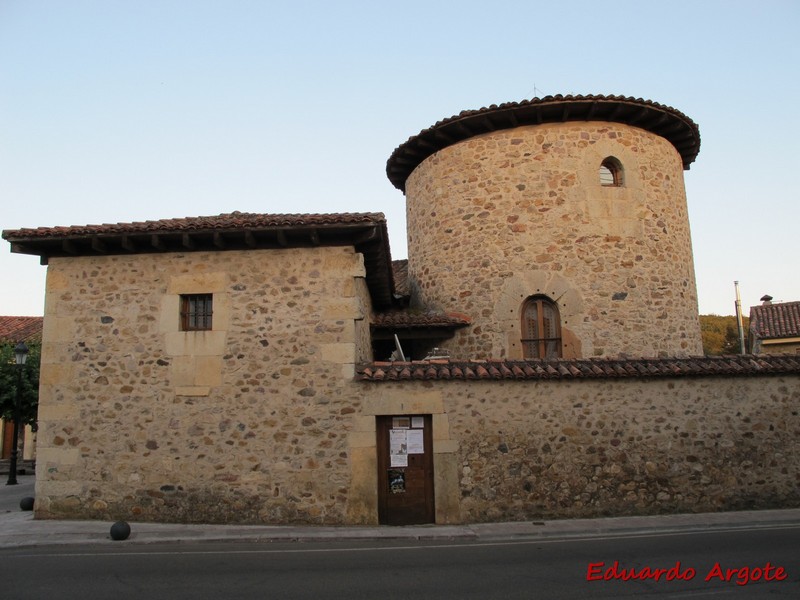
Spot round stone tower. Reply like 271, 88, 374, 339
387, 94, 703, 359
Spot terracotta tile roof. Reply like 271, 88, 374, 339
392, 259, 409, 297
356, 355, 800, 382
387, 94, 701, 192
0, 316, 43, 344
3, 211, 385, 239
749, 301, 800, 340
3, 211, 398, 310
372, 310, 471, 329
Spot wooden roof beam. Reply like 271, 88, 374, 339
647, 111, 670, 129
353, 227, 379, 245
415, 137, 437, 150
276, 229, 288, 247
9, 241, 32, 255
626, 107, 650, 125
454, 121, 476, 137
433, 129, 456, 144
91, 237, 106, 253
608, 103, 625, 121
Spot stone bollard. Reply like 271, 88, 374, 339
110, 520, 131, 541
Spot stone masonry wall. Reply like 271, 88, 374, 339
35, 247, 372, 524
364, 374, 800, 523
405, 122, 702, 359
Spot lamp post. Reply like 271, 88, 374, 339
6, 342, 28, 486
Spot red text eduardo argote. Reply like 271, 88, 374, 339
586, 561, 787, 586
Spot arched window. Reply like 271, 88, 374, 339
599, 156, 624, 187
521, 296, 562, 359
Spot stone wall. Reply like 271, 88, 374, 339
363, 374, 800, 523
32, 246, 798, 527
405, 122, 702, 359
35, 247, 371, 524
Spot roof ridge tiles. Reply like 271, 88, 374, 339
3, 211, 388, 239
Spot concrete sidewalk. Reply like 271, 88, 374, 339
2, 475, 799, 549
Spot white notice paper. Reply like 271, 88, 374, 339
390, 429, 408, 467
407, 429, 424, 454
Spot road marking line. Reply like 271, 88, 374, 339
5, 523, 799, 559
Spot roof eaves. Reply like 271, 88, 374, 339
387, 94, 701, 192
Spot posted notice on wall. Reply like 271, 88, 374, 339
390, 429, 408, 467
407, 429, 424, 454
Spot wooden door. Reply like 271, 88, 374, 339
1, 420, 14, 459
376, 415, 435, 525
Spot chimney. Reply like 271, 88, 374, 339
760, 295, 773, 305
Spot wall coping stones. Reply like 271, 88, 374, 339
356, 354, 800, 382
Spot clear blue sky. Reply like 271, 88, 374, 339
2, 0, 798, 317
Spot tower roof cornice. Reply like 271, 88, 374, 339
386, 94, 701, 192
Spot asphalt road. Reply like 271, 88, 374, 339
1, 524, 798, 599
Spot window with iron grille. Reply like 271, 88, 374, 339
521, 296, 562, 359
599, 156, 624, 187
180, 294, 213, 331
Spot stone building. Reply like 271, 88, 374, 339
387, 95, 703, 360
0, 316, 42, 464
749, 298, 800, 355
3, 94, 800, 526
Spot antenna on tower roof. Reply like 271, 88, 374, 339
533, 83, 542, 98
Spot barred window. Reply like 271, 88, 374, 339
521, 296, 561, 359
180, 294, 213, 331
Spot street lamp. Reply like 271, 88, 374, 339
6, 342, 28, 486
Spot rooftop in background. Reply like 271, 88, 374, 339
749, 301, 800, 340
0, 316, 43, 344
386, 94, 701, 192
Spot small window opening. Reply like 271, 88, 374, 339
180, 294, 213, 331
599, 157, 624, 187
521, 295, 562, 359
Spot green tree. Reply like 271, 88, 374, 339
699, 315, 749, 355
721, 324, 744, 354
0, 343, 40, 430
